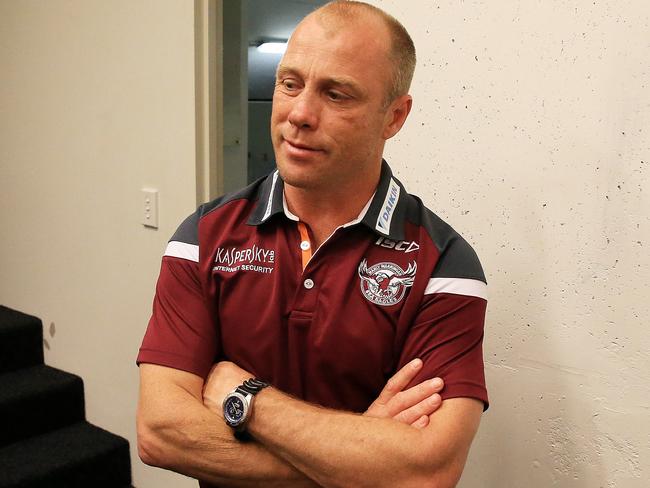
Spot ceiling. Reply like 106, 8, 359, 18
247, 0, 326, 99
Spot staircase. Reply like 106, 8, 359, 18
0, 305, 133, 487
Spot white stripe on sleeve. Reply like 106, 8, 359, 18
424, 278, 488, 300
164, 241, 199, 262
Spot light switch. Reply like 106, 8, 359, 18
141, 189, 159, 229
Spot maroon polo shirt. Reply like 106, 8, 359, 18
137, 161, 489, 413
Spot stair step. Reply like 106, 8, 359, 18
0, 365, 85, 447
0, 306, 44, 374
0, 421, 132, 488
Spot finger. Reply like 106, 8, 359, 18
389, 377, 443, 414
411, 415, 429, 429
376, 358, 423, 403
394, 393, 442, 425
379, 377, 443, 418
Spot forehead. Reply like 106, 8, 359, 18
279, 14, 392, 88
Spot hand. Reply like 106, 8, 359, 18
364, 358, 443, 429
202, 361, 253, 413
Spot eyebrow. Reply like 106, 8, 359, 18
328, 76, 363, 93
275, 65, 298, 80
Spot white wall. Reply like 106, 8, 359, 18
373, 1, 650, 487
0, 1, 198, 487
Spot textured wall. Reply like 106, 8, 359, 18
0, 2, 198, 487
372, 1, 650, 486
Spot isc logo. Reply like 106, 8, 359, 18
375, 237, 420, 253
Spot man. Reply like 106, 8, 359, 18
137, 2, 488, 487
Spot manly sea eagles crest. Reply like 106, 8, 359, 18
358, 259, 417, 306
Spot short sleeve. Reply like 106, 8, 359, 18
397, 233, 489, 410
137, 213, 220, 379
397, 292, 488, 410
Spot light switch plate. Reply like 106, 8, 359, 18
141, 189, 159, 229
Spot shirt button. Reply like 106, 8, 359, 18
303, 278, 314, 289
300, 240, 311, 251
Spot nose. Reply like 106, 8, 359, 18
287, 91, 319, 130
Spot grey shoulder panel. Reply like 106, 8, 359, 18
432, 231, 486, 283
199, 174, 267, 219
406, 195, 486, 283
168, 173, 272, 245
169, 211, 200, 245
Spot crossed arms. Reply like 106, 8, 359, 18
137, 359, 483, 488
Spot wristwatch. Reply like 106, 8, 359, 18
222, 378, 269, 437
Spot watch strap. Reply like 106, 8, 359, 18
234, 386, 251, 397
234, 429, 253, 442
239, 378, 269, 395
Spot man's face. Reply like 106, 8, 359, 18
271, 15, 394, 192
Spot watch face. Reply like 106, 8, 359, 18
223, 393, 248, 426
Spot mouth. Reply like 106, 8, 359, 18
283, 138, 323, 154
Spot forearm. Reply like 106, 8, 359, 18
198, 361, 479, 488
137, 367, 320, 487
247, 388, 438, 488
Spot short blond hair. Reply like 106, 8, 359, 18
313, 1, 416, 105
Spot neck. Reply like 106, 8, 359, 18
284, 171, 380, 248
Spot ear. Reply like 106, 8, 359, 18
382, 94, 412, 140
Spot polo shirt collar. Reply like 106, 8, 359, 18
248, 160, 407, 241
248, 170, 284, 225
359, 160, 407, 241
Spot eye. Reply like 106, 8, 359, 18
279, 79, 299, 91
326, 88, 354, 103
327, 90, 345, 101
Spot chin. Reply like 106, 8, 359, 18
276, 162, 324, 190
277, 167, 312, 189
